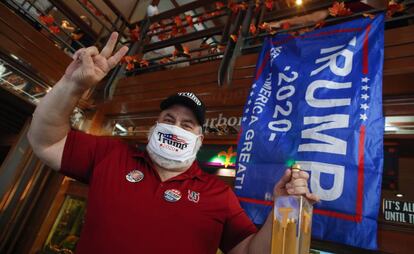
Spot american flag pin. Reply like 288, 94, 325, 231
126, 169, 144, 183
164, 189, 182, 202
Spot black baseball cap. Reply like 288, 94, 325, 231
160, 92, 206, 126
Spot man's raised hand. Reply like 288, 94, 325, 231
64, 32, 129, 88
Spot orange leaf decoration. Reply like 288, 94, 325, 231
39, 14, 55, 25
139, 59, 149, 68
254, 0, 261, 13
210, 11, 220, 17
249, 24, 257, 35
230, 34, 238, 42
171, 26, 178, 37
362, 13, 375, 19
238, 2, 248, 11
149, 22, 160, 31
281, 22, 290, 30
265, 0, 273, 11
259, 22, 270, 30
179, 27, 187, 35
49, 25, 60, 34
130, 25, 140, 41
329, 2, 352, 17
185, 15, 194, 27
215, 1, 225, 10
183, 46, 190, 56
174, 16, 183, 27
314, 20, 326, 29
126, 62, 134, 71
94, 9, 103, 17
197, 16, 204, 24
228, 2, 240, 13
160, 57, 171, 64
218, 44, 226, 51
173, 49, 179, 57
121, 55, 132, 64
387, 0, 405, 18
158, 33, 169, 41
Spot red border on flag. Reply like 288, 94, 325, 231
363, 25, 371, 74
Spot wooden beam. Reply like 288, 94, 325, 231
170, 0, 180, 8
102, 0, 129, 22
134, 0, 218, 26
143, 25, 224, 52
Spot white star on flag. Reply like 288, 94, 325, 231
361, 94, 369, 100
361, 77, 370, 83
252, 84, 257, 88
245, 108, 250, 113
242, 117, 247, 122
361, 85, 370, 91
360, 103, 369, 110
250, 91, 254, 96
247, 100, 252, 105
360, 113, 368, 121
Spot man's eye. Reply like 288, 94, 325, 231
183, 124, 193, 130
164, 118, 174, 123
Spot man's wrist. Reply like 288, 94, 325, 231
60, 75, 88, 96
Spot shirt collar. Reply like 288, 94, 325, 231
132, 150, 207, 182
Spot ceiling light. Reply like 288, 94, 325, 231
396, 193, 403, 198
296, 0, 303, 6
115, 123, 127, 132
10, 54, 19, 60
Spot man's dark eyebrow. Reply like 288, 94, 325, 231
164, 112, 176, 119
181, 118, 196, 125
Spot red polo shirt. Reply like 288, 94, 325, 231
61, 130, 257, 254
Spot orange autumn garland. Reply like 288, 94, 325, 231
39, 14, 60, 34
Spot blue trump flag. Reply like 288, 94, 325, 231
235, 14, 384, 249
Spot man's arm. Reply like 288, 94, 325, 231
229, 169, 320, 254
27, 32, 128, 170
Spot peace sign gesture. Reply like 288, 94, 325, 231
64, 32, 129, 88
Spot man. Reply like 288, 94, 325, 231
28, 32, 319, 253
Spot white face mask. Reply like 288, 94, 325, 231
147, 123, 201, 162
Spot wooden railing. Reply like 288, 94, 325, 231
4, 0, 129, 53
220, 0, 414, 86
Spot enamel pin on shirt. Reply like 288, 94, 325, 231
164, 189, 182, 202
187, 190, 200, 203
126, 169, 144, 183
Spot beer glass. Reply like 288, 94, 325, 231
271, 164, 313, 254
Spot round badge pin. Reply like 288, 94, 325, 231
126, 169, 144, 183
164, 189, 182, 202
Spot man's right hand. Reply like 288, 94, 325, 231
28, 32, 128, 171
64, 32, 129, 89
